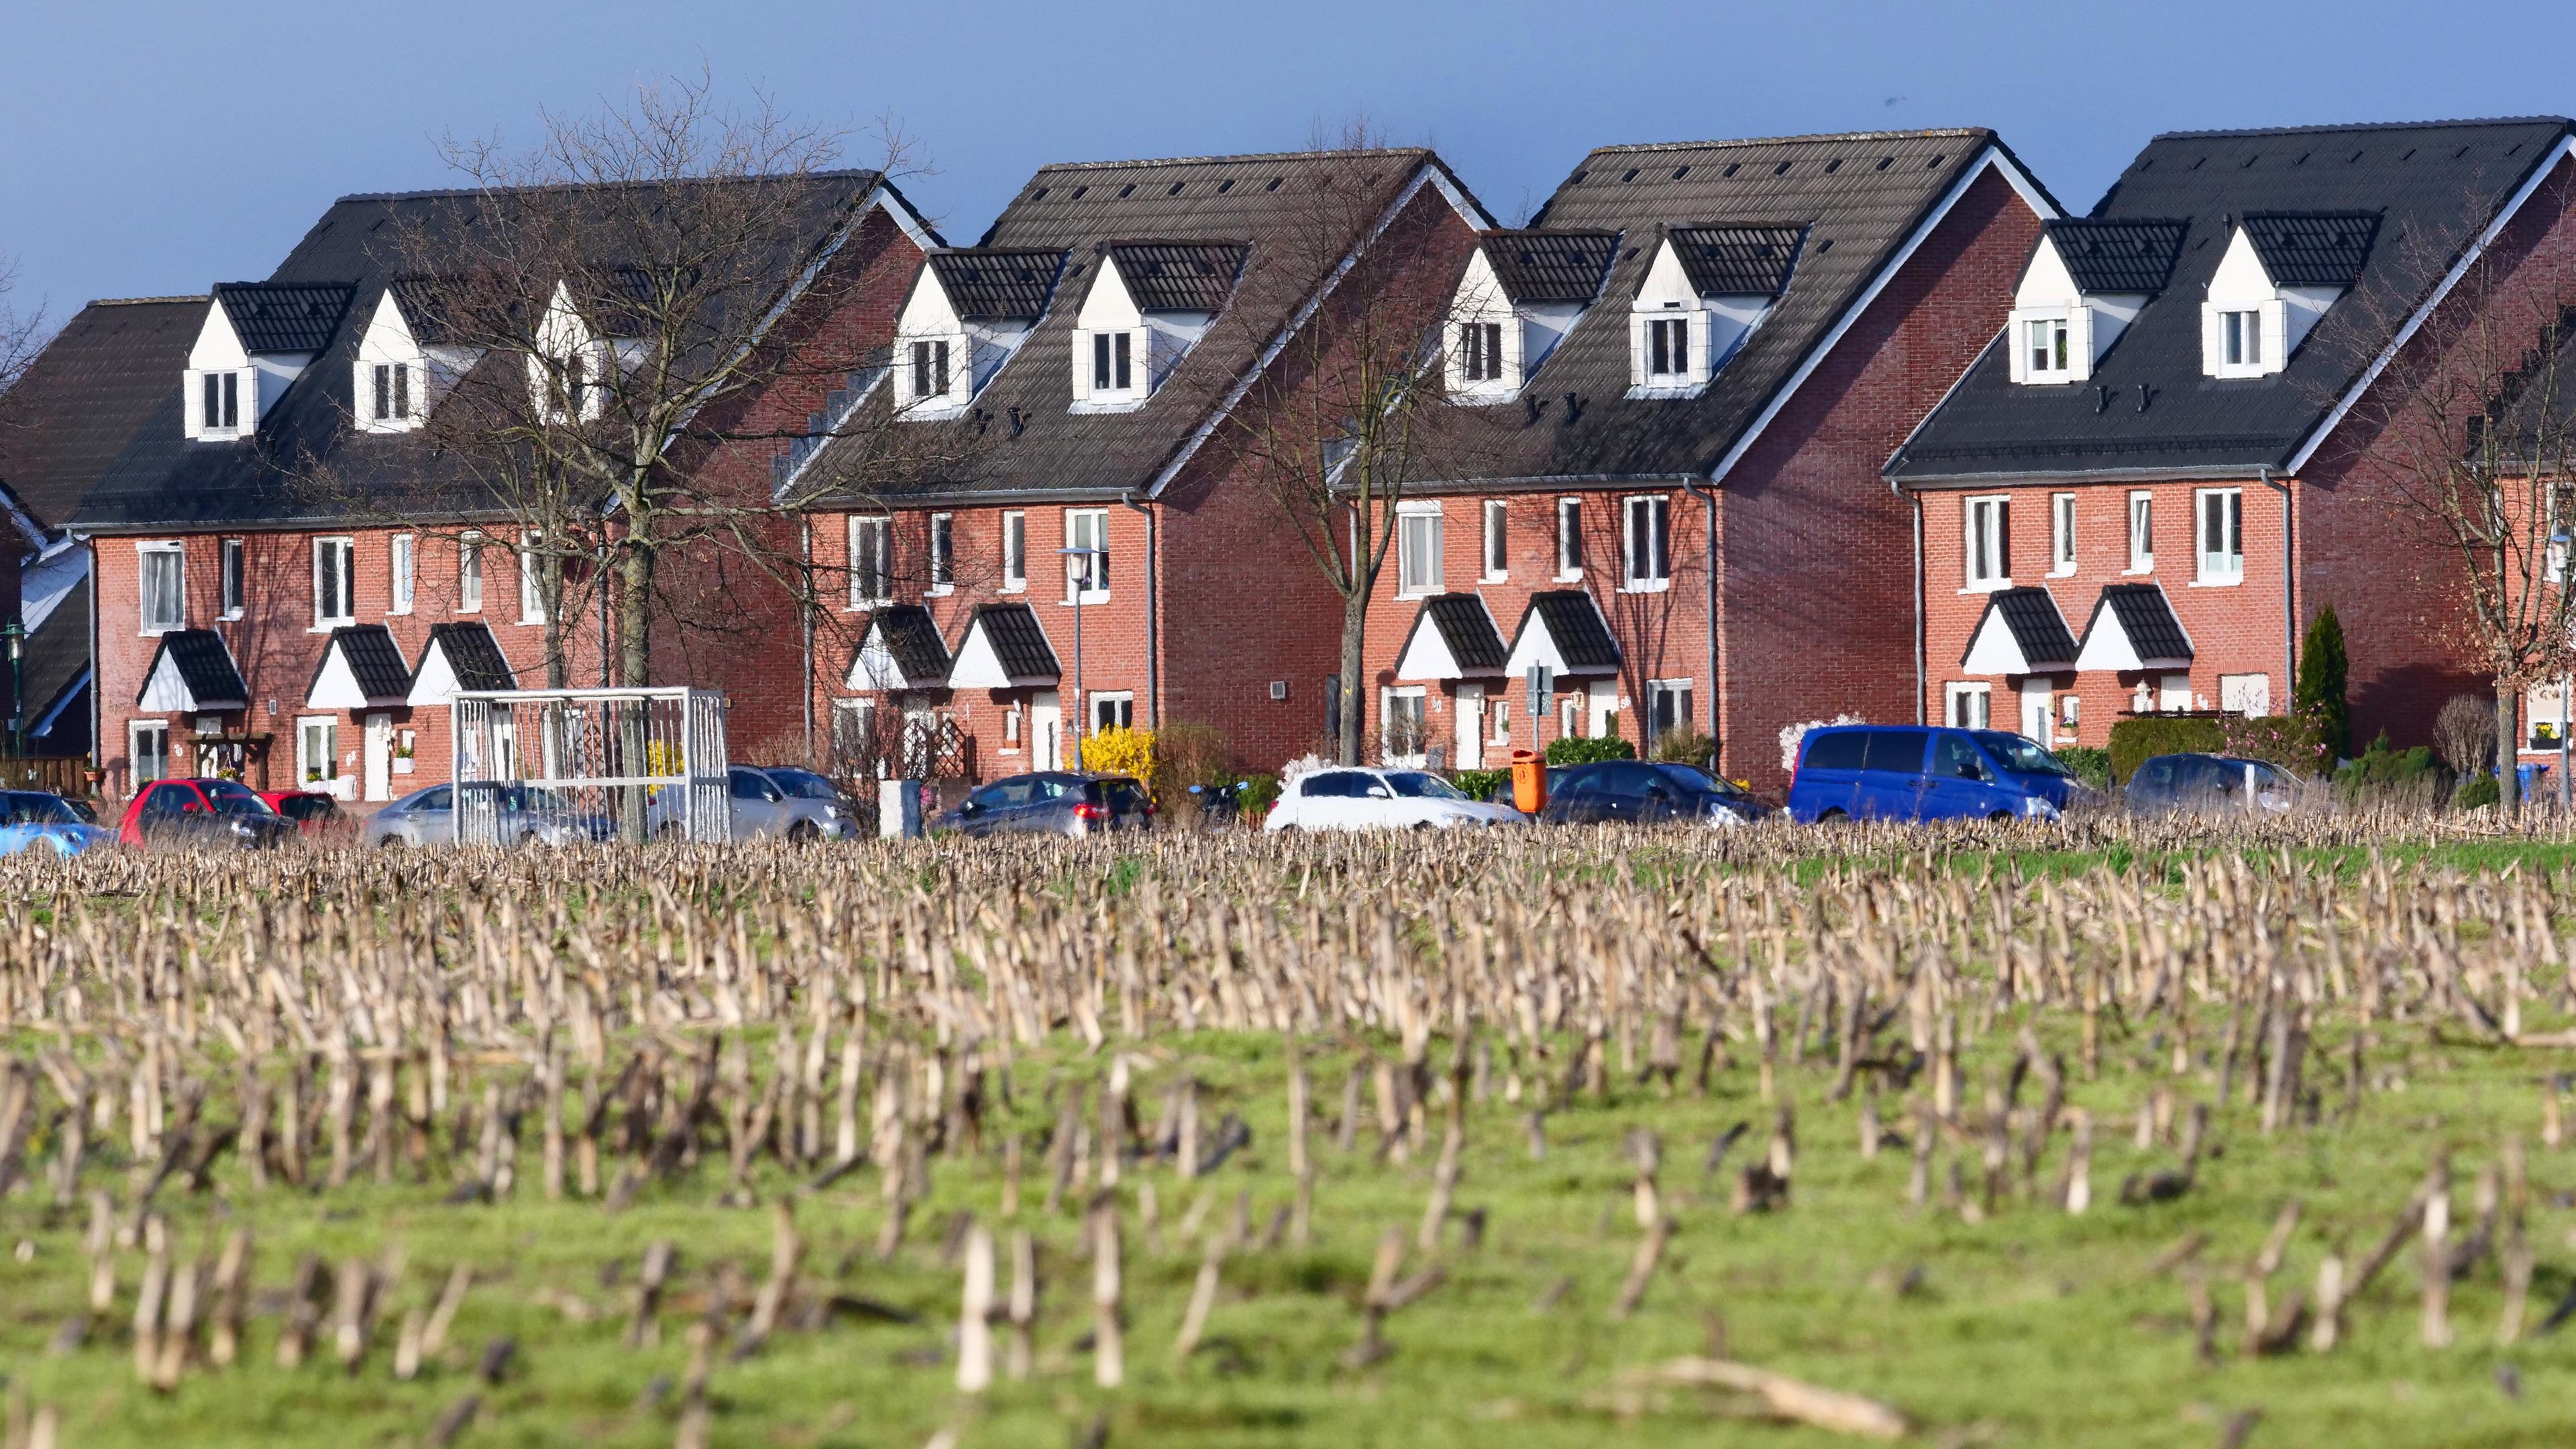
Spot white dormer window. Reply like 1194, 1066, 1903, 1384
2024, 316, 2072, 380
358, 286, 480, 433
2221, 310, 2262, 368
1071, 245, 1234, 415
198, 371, 243, 436
2199, 216, 2371, 380
1446, 235, 1611, 403
1089, 331, 1135, 394
189, 284, 348, 439
893, 248, 1069, 422
1625, 229, 1793, 398
2006, 223, 2176, 386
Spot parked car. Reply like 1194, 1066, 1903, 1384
258, 790, 358, 841
934, 773, 1155, 839
2124, 753, 2302, 814
117, 778, 297, 850
1264, 767, 1528, 832
362, 782, 615, 847
1540, 760, 1773, 826
1786, 725, 2079, 824
645, 765, 862, 841
0, 790, 116, 857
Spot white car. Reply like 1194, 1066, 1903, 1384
1264, 767, 1529, 832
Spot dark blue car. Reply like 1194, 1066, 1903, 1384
1786, 724, 2077, 824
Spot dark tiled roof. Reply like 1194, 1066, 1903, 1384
971, 602, 1060, 680
428, 621, 517, 692
317, 624, 413, 700
1106, 242, 1247, 312
387, 276, 473, 345
213, 282, 355, 354
0, 298, 203, 530
1973, 586, 2078, 669
862, 604, 951, 683
1666, 225, 1807, 296
1518, 590, 1621, 672
140, 629, 248, 708
1480, 230, 1619, 305
21, 574, 89, 737
1891, 118, 2572, 484
927, 249, 1067, 321
2045, 218, 2189, 294
1410, 593, 1509, 673
2241, 211, 2381, 288
2090, 583, 2193, 662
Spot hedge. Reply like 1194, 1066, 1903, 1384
2055, 746, 2113, 791
1544, 735, 1637, 765
2106, 716, 2226, 784
1452, 768, 1511, 802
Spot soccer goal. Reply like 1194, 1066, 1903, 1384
449, 687, 731, 845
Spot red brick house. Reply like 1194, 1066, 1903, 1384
1360, 129, 2057, 788
1887, 118, 2576, 761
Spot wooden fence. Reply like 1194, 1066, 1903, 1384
0, 756, 93, 798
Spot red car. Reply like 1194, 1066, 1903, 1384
118, 778, 298, 850
257, 790, 357, 840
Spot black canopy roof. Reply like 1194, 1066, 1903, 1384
1403, 593, 1510, 674
859, 604, 953, 685
313, 624, 413, 702
2045, 218, 2190, 294
1479, 229, 1619, 306
1515, 590, 1622, 672
1968, 586, 2079, 670
426, 621, 517, 692
138, 629, 248, 709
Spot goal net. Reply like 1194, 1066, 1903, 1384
449, 687, 731, 845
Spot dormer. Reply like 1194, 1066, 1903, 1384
1069, 242, 1246, 413
2008, 219, 2185, 384
894, 249, 1067, 420
1447, 229, 1617, 402
528, 280, 616, 424
354, 280, 488, 434
1626, 226, 1803, 398
2200, 212, 2377, 380
186, 282, 354, 441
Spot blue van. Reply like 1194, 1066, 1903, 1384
1786, 724, 2078, 824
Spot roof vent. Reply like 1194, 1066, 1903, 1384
1722, 163, 1740, 178
1168, 182, 1185, 195
1118, 184, 1136, 198
1877, 156, 1893, 170
1218, 179, 1234, 193
1672, 165, 1690, 180
1032, 186, 1050, 202
1265, 178, 1282, 191
1825, 158, 1842, 173
1071, 186, 1088, 200
1570, 170, 1588, 184
1925, 154, 1945, 170
1773, 161, 1792, 176
1622, 168, 1640, 182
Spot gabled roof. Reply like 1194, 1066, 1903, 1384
1106, 241, 1247, 312
136, 629, 248, 711
213, 282, 357, 354
1892, 117, 2575, 485
386, 276, 474, 345
2044, 218, 2189, 294
0, 297, 203, 531
305, 624, 412, 708
1666, 225, 1806, 296
847, 604, 952, 691
1480, 230, 1619, 306
2075, 583, 2194, 670
927, 249, 1068, 321
1960, 586, 2078, 673
947, 602, 1061, 688
21, 573, 89, 743
1393, 593, 1510, 680
1503, 590, 1621, 676
407, 621, 517, 705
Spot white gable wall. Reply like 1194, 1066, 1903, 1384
2200, 228, 2341, 378
1626, 237, 1768, 398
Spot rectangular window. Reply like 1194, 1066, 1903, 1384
389, 534, 415, 614
2196, 488, 2243, 582
1964, 496, 2010, 588
1460, 321, 1505, 382
1648, 680, 1694, 748
1066, 509, 1109, 600
2219, 673, 2271, 718
518, 531, 545, 623
459, 532, 484, 613
910, 339, 951, 400
131, 720, 170, 787
2027, 317, 2070, 377
2128, 491, 2154, 572
929, 513, 954, 590
202, 374, 221, 432
849, 516, 892, 606
1001, 511, 1027, 591
1556, 498, 1583, 579
1091, 691, 1134, 734
1622, 494, 1670, 588
2051, 492, 2076, 574
139, 543, 184, 633
373, 364, 391, 421
2528, 681, 2570, 752
1381, 686, 1428, 763
2223, 310, 2261, 368
1944, 682, 1992, 730
1482, 499, 1508, 580
1397, 505, 1444, 596
313, 537, 355, 626
298, 716, 338, 788
1489, 698, 1511, 745
2551, 486, 2576, 584
1091, 332, 1134, 392
219, 538, 244, 619
1648, 317, 1690, 378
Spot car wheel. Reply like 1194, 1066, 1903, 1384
788, 820, 820, 845
1818, 808, 1849, 822
378, 835, 406, 849
1988, 810, 2012, 822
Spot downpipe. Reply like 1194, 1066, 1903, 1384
1120, 492, 1158, 728
1681, 478, 1721, 763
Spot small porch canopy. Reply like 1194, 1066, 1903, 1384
1503, 590, 1623, 677
305, 624, 413, 709
136, 629, 249, 712
846, 604, 954, 692
947, 602, 1061, 689
2074, 583, 2194, 672
1394, 593, 1511, 681
407, 622, 518, 706
1960, 586, 2079, 674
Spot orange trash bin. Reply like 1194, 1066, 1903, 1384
1510, 749, 1547, 815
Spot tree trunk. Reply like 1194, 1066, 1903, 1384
618, 545, 653, 689
1336, 591, 1366, 767
2498, 684, 2522, 819
541, 552, 570, 691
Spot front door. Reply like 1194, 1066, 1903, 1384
2019, 684, 2052, 743
1454, 685, 1485, 770
363, 713, 393, 802
1030, 690, 1061, 771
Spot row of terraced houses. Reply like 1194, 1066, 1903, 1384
9, 115, 2576, 807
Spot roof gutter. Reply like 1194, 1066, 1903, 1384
1119, 490, 1158, 728
1892, 462, 2277, 490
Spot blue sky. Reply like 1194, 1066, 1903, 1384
11, 0, 2576, 324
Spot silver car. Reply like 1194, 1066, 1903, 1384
363, 783, 614, 847
641, 765, 861, 841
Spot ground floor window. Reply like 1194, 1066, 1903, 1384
1489, 698, 1513, 746
2219, 673, 2271, 718
2160, 673, 2194, 711
830, 698, 877, 776
298, 717, 339, 790
131, 719, 170, 788
1943, 682, 1990, 729
2530, 682, 2569, 752
1091, 691, 1134, 735
1381, 686, 1427, 764
1648, 680, 1694, 747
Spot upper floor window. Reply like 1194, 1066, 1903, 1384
1556, 498, 1583, 580
220, 538, 245, 619
372, 363, 412, 423
1482, 499, 1508, 581
313, 537, 356, 627
1622, 495, 1669, 590
2196, 488, 2243, 583
2050, 492, 2076, 575
928, 513, 954, 592
140, 543, 184, 634
2221, 310, 2262, 370
518, 532, 545, 623
1065, 509, 1110, 601
1646, 318, 1690, 379
1091, 332, 1134, 394
1964, 496, 2010, 590
390, 534, 416, 614
849, 516, 893, 607
1001, 511, 1027, 592
2026, 317, 2072, 382
909, 340, 951, 403
2127, 492, 2153, 573
1397, 504, 1444, 598
459, 532, 484, 613
1459, 322, 1505, 383
199, 372, 241, 436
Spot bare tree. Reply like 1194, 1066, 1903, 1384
2337, 174, 2576, 817
0, 255, 45, 402
2433, 692, 2495, 779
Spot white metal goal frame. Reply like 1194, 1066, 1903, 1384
449, 687, 731, 845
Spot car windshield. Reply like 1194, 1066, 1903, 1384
1654, 763, 1748, 797
1971, 732, 2072, 777
502, 786, 570, 812
1384, 772, 1467, 800
0, 794, 78, 825
765, 768, 841, 800
203, 781, 277, 816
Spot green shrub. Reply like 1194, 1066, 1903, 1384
2332, 731, 2449, 806
1452, 768, 1511, 802
1544, 735, 1637, 765
2454, 772, 2501, 809
2296, 606, 2351, 760
2106, 716, 2226, 783
1650, 728, 1717, 767
2221, 712, 2334, 777
2055, 746, 2114, 791
1238, 775, 1281, 818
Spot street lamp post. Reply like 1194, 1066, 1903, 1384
1, 616, 23, 758
1057, 545, 1105, 768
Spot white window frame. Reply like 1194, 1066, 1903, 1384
1488, 697, 1512, 746
1000, 511, 1027, 592
2219, 672, 2271, 718
1964, 495, 2010, 592
2194, 487, 2244, 585
2049, 492, 2076, 576
1085, 329, 1140, 400
1647, 679, 1695, 747
1458, 320, 1507, 384
903, 337, 958, 411
371, 362, 414, 423
1089, 690, 1135, 735
2550, 486, 2575, 584
928, 513, 954, 594
219, 537, 245, 620
2127, 491, 2154, 574
458, 532, 484, 614
517, 531, 545, 624
193, 369, 244, 439
1380, 684, 1428, 766
1481, 499, 1509, 582
1065, 509, 1110, 603
138, 541, 184, 635
849, 515, 893, 608
297, 715, 339, 792
2528, 680, 2571, 753
1555, 498, 1584, 582
1944, 682, 1992, 730
1645, 316, 1691, 379
2025, 313, 2074, 382
1621, 494, 1670, 592
388, 533, 415, 615
130, 718, 171, 788
2222, 309, 2261, 370
1397, 502, 1444, 598
313, 536, 356, 628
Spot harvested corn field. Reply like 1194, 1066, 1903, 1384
3, 818, 2576, 1446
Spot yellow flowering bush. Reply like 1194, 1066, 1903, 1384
1080, 725, 1156, 790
